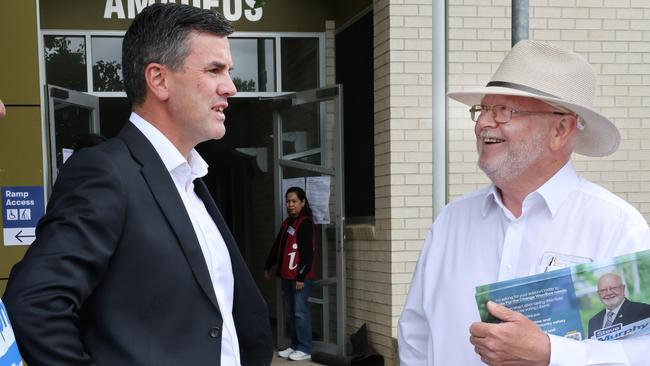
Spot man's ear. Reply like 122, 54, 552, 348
550, 114, 578, 151
144, 63, 170, 102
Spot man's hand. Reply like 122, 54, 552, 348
469, 301, 550, 366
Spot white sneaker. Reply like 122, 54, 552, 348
288, 350, 311, 361
278, 347, 295, 358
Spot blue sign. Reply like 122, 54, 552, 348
0, 300, 23, 366
2, 186, 45, 246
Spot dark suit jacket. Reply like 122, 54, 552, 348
587, 298, 650, 338
3, 123, 273, 366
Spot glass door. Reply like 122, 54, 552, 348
46, 84, 100, 190
272, 85, 346, 355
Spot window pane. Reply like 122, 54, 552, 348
230, 38, 276, 92
44, 36, 87, 91
281, 38, 319, 91
92, 36, 124, 92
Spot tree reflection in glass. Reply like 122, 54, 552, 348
44, 36, 87, 91
92, 37, 124, 92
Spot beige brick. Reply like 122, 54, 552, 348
602, 64, 629, 74
477, 29, 509, 40
617, 8, 643, 19
548, 19, 576, 29
448, 6, 477, 17
561, 29, 590, 40
603, 19, 631, 30
604, 0, 629, 6
576, 19, 603, 29
449, 28, 478, 40
587, 8, 616, 19
548, 0, 577, 5
602, 41, 629, 51
491, 18, 511, 29
562, 7, 590, 18
535, 7, 563, 18
616, 53, 643, 62
577, 0, 604, 6
404, 16, 432, 28
616, 30, 643, 41
632, 19, 650, 30
534, 29, 562, 40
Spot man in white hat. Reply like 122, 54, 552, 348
398, 40, 650, 365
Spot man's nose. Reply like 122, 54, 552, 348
219, 75, 237, 97
475, 110, 498, 128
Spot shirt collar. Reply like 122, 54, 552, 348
480, 161, 579, 218
129, 112, 208, 179
535, 161, 579, 217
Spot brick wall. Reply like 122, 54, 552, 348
344, 1, 432, 364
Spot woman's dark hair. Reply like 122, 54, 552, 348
286, 186, 312, 218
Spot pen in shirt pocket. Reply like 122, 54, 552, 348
543, 256, 557, 273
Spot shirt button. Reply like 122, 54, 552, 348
209, 326, 221, 338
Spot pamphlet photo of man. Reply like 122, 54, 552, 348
587, 273, 650, 338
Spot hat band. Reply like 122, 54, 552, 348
486, 81, 560, 99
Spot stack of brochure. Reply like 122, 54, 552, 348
475, 250, 650, 341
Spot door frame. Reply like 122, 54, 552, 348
46, 84, 100, 192
271, 85, 346, 355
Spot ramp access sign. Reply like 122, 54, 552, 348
2, 186, 45, 246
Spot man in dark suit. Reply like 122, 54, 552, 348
588, 273, 650, 338
2, 4, 272, 365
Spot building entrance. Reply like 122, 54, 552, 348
86, 93, 346, 355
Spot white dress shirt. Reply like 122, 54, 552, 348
130, 113, 240, 366
398, 161, 649, 366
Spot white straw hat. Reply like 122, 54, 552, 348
448, 40, 620, 157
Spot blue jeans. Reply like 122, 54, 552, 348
281, 279, 312, 354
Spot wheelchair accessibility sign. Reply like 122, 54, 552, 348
2, 186, 45, 246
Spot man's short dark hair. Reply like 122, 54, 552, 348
122, 3, 234, 106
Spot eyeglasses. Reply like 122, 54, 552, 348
597, 285, 624, 295
469, 104, 572, 124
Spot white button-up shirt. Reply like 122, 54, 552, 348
398, 161, 649, 366
130, 113, 240, 366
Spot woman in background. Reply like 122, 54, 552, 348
264, 187, 316, 361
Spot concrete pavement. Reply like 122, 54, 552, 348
271, 353, 324, 365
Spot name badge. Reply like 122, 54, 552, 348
287, 226, 296, 236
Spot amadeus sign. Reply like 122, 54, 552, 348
104, 0, 263, 22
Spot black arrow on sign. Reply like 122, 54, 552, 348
14, 230, 35, 243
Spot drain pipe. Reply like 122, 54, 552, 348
512, 0, 529, 46
432, 0, 447, 217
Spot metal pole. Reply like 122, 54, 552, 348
432, 0, 447, 217
512, 0, 529, 46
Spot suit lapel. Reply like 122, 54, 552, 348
118, 123, 221, 311
617, 299, 629, 321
